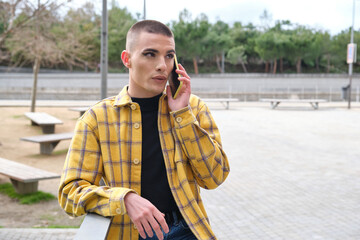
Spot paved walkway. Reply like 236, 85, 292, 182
1, 102, 360, 239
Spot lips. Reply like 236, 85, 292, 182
152, 75, 167, 81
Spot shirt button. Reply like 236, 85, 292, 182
116, 208, 122, 214
176, 117, 182, 123
133, 158, 140, 164
130, 104, 136, 110
134, 123, 140, 129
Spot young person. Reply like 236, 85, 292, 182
58, 20, 230, 240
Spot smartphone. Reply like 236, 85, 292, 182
169, 54, 183, 99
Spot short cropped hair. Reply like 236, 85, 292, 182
126, 20, 174, 51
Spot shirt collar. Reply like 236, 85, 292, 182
113, 86, 132, 107
113, 85, 168, 108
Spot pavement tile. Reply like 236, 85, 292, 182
1, 104, 360, 239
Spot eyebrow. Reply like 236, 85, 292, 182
143, 48, 175, 54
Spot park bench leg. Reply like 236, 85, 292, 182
310, 102, 319, 110
219, 101, 230, 110
270, 101, 280, 109
40, 141, 60, 155
10, 178, 38, 194
41, 125, 55, 134
31, 120, 38, 126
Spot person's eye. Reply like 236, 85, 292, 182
166, 53, 175, 59
143, 52, 155, 57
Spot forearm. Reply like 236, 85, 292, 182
58, 119, 135, 217
58, 176, 134, 217
170, 105, 230, 189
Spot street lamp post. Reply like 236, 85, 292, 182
348, 0, 356, 109
101, 0, 108, 99
143, 0, 146, 20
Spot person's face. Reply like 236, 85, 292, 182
122, 32, 175, 98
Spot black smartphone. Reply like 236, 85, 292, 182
169, 54, 183, 99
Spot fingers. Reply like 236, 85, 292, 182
176, 64, 190, 79
136, 213, 164, 240
147, 215, 165, 240
124, 194, 166, 239
132, 207, 167, 240
154, 211, 169, 234
138, 220, 152, 239
176, 64, 191, 89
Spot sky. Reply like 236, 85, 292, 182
69, 0, 359, 36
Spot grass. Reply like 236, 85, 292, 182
12, 115, 23, 119
52, 149, 69, 155
0, 183, 55, 204
32, 225, 79, 229
46, 225, 79, 228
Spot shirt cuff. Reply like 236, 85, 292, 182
109, 188, 136, 215
170, 105, 196, 128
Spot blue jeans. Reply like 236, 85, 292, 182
139, 211, 197, 240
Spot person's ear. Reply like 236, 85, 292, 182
121, 50, 131, 68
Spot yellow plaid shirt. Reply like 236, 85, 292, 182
58, 86, 230, 240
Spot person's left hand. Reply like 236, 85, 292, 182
166, 64, 191, 112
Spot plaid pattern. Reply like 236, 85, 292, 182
58, 86, 230, 240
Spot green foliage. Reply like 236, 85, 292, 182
227, 46, 247, 65
172, 9, 210, 59
0, 183, 55, 204
0, 3, 359, 73
108, 6, 136, 65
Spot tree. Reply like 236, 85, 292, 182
0, 0, 48, 62
305, 30, 332, 72
108, 3, 136, 70
255, 31, 278, 73
58, 2, 100, 71
171, 9, 210, 74
227, 45, 247, 72
230, 22, 260, 72
6, 1, 93, 112
203, 20, 232, 73
288, 26, 314, 73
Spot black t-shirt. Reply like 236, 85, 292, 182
131, 94, 178, 213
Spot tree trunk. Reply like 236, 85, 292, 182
315, 57, 320, 72
193, 57, 199, 75
326, 55, 330, 73
296, 57, 302, 73
279, 58, 283, 73
265, 61, 269, 73
221, 51, 225, 73
215, 55, 222, 73
30, 57, 40, 112
273, 58, 277, 74
240, 60, 248, 73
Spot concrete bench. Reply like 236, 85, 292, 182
0, 157, 60, 194
260, 98, 328, 110
69, 107, 89, 117
20, 132, 74, 155
202, 98, 239, 110
25, 112, 63, 134
75, 213, 111, 240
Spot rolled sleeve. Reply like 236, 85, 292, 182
170, 105, 196, 128
169, 98, 230, 189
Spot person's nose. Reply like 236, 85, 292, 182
156, 57, 167, 72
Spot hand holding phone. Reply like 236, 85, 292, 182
169, 54, 183, 99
